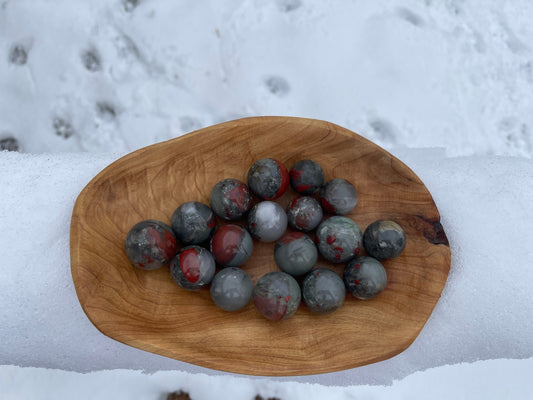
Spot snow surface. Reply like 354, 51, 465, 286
2, 358, 533, 400
2, 0, 533, 157
0, 150, 532, 388
2, 0, 533, 397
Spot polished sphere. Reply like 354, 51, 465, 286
210, 224, 253, 267
210, 267, 253, 311
320, 178, 358, 215
247, 201, 288, 242
209, 178, 252, 220
274, 232, 317, 276
171, 201, 215, 245
247, 158, 289, 200
343, 256, 387, 300
302, 268, 345, 314
315, 216, 362, 263
286, 196, 323, 232
253, 271, 301, 321
363, 220, 406, 260
289, 159, 324, 195
170, 245, 216, 290
124, 219, 177, 270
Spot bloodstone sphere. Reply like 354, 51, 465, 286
209, 178, 252, 220
210, 224, 253, 267
343, 256, 387, 300
286, 196, 323, 232
247, 201, 288, 242
274, 232, 317, 276
363, 220, 406, 260
170, 245, 216, 290
315, 216, 362, 263
320, 178, 358, 215
171, 201, 215, 245
302, 268, 346, 314
247, 158, 289, 200
289, 159, 324, 195
253, 271, 301, 321
124, 219, 177, 270
210, 267, 253, 311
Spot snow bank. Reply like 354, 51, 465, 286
0, 149, 531, 386
1, 357, 532, 400
1, 0, 533, 157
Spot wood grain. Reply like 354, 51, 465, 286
70, 116, 450, 376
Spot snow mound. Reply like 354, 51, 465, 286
0, 149, 531, 386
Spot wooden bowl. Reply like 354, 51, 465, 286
70, 116, 450, 376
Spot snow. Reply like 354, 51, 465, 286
1, 0, 533, 397
2, 0, 533, 157
2, 358, 533, 400
0, 150, 532, 389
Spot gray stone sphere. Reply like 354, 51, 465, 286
247, 201, 288, 242
171, 201, 215, 245
286, 196, 323, 232
363, 220, 406, 260
253, 271, 301, 321
302, 268, 346, 314
170, 245, 216, 290
274, 232, 317, 276
320, 178, 358, 215
343, 256, 387, 300
315, 216, 362, 263
210, 267, 253, 311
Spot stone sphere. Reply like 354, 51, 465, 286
209, 178, 252, 220
343, 256, 387, 300
124, 219, 177, 270
247, 158, 289, 200
170, 245, 216, 290
247, 201, 288, 242
274, 232, 317, 276
315, 216, 362, 263
253, 271, 301, 321
210, 224, 253, 267
302, 268, 345, 314
286, 196, 323, 232
289, 159, 324, 195
320, 178, 358, 215
171, 201, 215, 245
363, 220, 406, 260
210, 267, 253, 312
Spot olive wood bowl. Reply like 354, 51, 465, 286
70, 116, 451, 376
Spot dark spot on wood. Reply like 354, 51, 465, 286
410, 215, 449, 246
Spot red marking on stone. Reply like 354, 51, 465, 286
326, 235, 336, 245
279, 231, 304, 245
146, 227, 177, 260
273, 159, 290, 199
334, 246, 343, 253
254, 294, 287, 321
289, 169, 303, 181
320, 197, 335, 213
284, 295, 291, 301
179, 247, 201, 283
354, 279, 360, 285
335, 253, 341, 260
228, 184, 248, 210
138, 263, 145, 268
210, 225, 242, 265
251, 222, 257, 228
354, 263, 361, 270
289, 197, 300, 210
315, 236, 320, 244
295, 215, 308, 229
207, 216, 215, 228
296, 183, 311, 192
